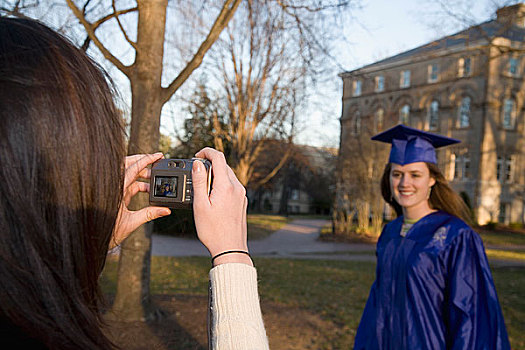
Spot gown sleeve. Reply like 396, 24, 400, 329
445, 228, 510, 350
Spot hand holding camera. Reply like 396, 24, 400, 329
191, 148, 252, 267
111, 153, 172, 249
145, 148, 250, 266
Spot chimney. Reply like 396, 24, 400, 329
496, 3, 525, 27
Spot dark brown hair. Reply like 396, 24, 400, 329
381, 162, 473, 225
0, 17, 125, 348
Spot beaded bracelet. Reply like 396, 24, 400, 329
211, 250, 254, 267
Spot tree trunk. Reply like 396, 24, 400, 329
110, 0, 167, 322
357, 200, 369, 234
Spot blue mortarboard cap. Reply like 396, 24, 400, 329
371, 124, 460, 165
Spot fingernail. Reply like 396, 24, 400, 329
193, 161, 202, 173
161, 208, 171, 216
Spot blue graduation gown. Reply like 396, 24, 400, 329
354, 211, 510, 349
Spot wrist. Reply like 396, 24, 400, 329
212, 250, 254, 267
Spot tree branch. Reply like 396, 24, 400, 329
66, 0, 131, 76
255, 141, 293, 187
161, 0, 242, 103
112, 0, 137, 50
81, 6, 137, 51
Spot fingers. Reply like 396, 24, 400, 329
125, 153, 164, 187
139, 206, 171, 223
195, 148, 230, 188
192, 160, 211, 209
123, 181, 149, 206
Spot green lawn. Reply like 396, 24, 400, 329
246, 214, 293, 239
101, 256, 525, 349
477, 227, 525, 248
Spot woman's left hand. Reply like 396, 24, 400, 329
110, 153, 172, 249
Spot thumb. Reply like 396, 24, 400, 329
192, 160, 209, 208
142, 207, 171, 223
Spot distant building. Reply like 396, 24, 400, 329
338, 4, 525, 225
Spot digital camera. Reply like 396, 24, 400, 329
149, 158, 212, 209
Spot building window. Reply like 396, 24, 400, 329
458, 96, 471, 128
497, 156, 514, 183
428, 100, 439, 130
502, 98, 516, 129
452, 153, 471, 180
399, 104, 410, 124
375, 75, 385, 92
375, 108, 384, 131
400, 70, 411, 88
449, 153, 456, 180
290, 189, 299, 201
353, 80, 362, 97
458, 57, 471, 77
509, 57, 519, 76
464, 156, 471, 179
498, 203, 509, 224
351, 112, 361, 135
453, 153, 460, 179
428, 63, 439, 83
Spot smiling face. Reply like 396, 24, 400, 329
390, 162, 436, 220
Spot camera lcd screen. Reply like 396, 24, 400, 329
154, 176, 178, 198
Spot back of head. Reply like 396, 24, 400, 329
0, 17, 125, 349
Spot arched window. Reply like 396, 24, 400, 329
375, 108, 384, 131
502, 98, 516, 129
399, 104, 410, 124
428, 100, 439, 130
458, 97, 471, 128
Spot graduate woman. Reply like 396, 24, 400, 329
354, 125, 510, 349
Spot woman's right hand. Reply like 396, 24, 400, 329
192, 148, 252, 267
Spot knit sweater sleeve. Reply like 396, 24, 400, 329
208, 263, 269, 350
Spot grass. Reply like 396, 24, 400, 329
477, 227, 525, 248
246, 214, 293, 240
100, 256, 525, 349
486, 249, 525, 262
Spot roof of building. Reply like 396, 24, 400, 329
342, 5, 525, 75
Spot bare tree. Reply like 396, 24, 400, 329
183, 0, 355, 188
334, 114, 388, 237
57, 0, 240, 321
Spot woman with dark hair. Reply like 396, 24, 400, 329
0, 17, 268, 349
354, 125, 510, 349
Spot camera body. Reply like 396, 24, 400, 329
149, 158, 212, 209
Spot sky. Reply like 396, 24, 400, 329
30, 0, 510, 150
291, 0, 508, 148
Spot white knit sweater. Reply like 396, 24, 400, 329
209, 263, 269, 350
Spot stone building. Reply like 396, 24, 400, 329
338, 4, 525, 225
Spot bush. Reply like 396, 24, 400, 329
484, 221, 498, 230
153, 209, 197, 238
509, 222, 523, 230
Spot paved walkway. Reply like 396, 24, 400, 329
152, 219, 376, 262
152, 218, 524, 266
